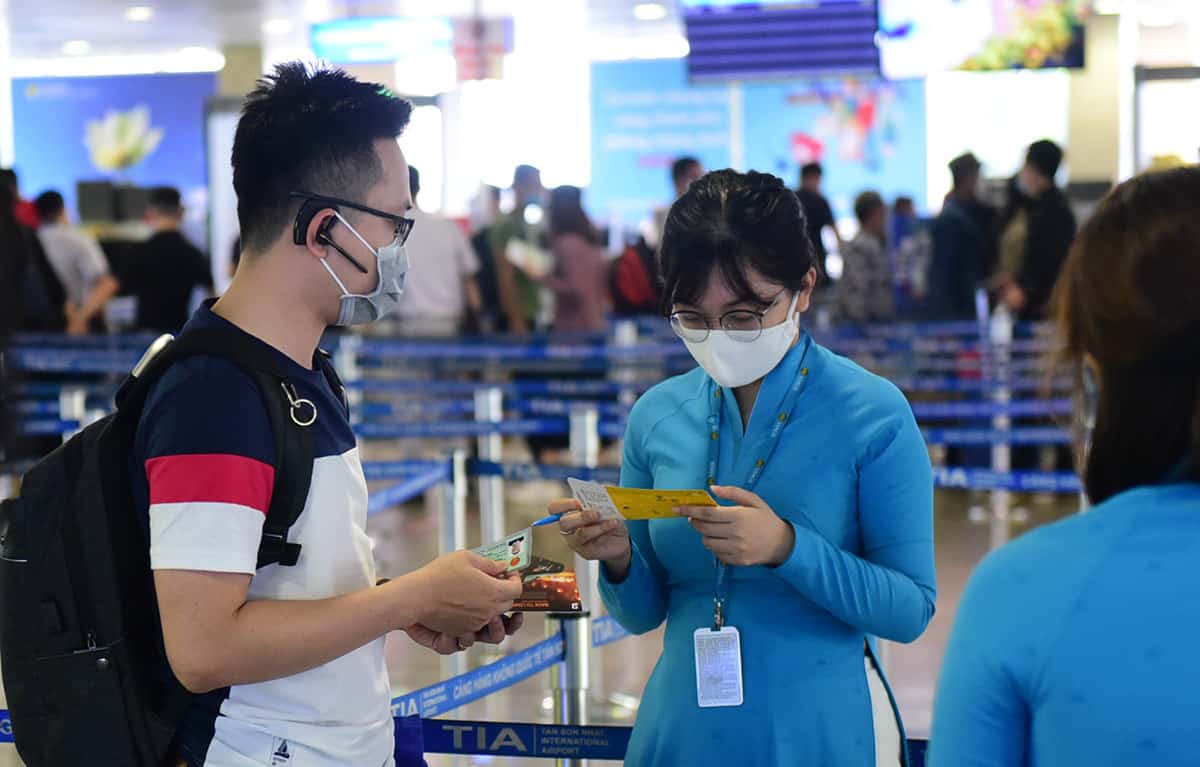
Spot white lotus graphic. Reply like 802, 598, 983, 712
84, 105, 164, 172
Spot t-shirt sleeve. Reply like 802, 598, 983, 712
138, 357, 276, 574
78, 232, 111, 288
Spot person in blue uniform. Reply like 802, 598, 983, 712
929, 166, 1200, 766
553, 170, 936, 766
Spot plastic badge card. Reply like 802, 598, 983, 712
568, 478, 717, 521
471, 527, 532, 574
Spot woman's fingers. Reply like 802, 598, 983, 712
548, 498, 582, 516
558, 509, 608, 534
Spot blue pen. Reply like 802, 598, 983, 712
532, 513, 563, 528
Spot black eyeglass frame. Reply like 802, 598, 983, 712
289, 190, 415, 274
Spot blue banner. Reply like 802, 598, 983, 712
11, 74, 216, 227
922, 427, 1072, 446
589, 58, 733, 231
741, 77, 928, 215
390, 635, 564, 719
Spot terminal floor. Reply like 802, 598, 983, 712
365, 450, 1080, 767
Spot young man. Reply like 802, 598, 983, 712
1004, 139, 1076, 320
650, 156, 704, 250
126, 186, 214, 333
489, 164, 545, 333
929, 152, 995, 320
795, 162, 844, 286
34, 190, 121, 334
835, 190, 894, 323
140, 62, 524, 766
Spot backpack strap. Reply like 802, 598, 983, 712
116, 326, 316, 569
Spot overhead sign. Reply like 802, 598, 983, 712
310, 17, 452, 63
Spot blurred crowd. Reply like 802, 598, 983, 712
1, 136, 1077, 341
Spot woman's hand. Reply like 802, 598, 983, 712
676, 485, 795, 567
553, 499, 633, 581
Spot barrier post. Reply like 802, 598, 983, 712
988, 303, 1015, 551
567, 404, 602, 706
612, 319, 640, 410
474, 387, 506, 546
58, 386, 86, 442
441, 449, 470, 681
550, 615, 591, 767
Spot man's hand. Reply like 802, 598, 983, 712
65, 305, 88, 336
675, 485, 795, 567
410, 551, 524, 637
404, 614, 526, 656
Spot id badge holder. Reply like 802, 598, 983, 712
694, 599, 744, 708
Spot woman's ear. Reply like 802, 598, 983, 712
795, 267, 818, 314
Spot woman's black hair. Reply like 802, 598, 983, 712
659, 169, 815, 314
548, 186, 598, 244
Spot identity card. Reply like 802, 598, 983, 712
471, 527, 532, 574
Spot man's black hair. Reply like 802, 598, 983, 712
147, 186, 183, 215
513, 164, 541, 189
0, 168, 17, 194
671, 156, 701, 187
800, 162, 823, 180
854, 190, 885, 224
232, 61, 413, 252
408, 165, 421, 201
34, 190, 65, 222
660, 170, 814, 315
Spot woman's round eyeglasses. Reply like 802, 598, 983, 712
670, 291, 787, 343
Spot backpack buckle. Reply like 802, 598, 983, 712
257, 530, 302, 568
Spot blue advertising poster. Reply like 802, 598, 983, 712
11, 73, 217, 221
741, 77, 928, 218
589, 59, 731, 232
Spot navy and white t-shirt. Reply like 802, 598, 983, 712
132, 306, 392, 766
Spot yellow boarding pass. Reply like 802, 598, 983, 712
569, 478, 717, 520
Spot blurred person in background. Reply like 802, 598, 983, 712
929, 152, 994, 320
469, 185, 507, 332
650, 156, 704, 250
1000, 139, 1076, 320
836, 190, 895, 324
489, 164, 546, 333
125, 186, 214, 333
0, 179, 64, 332
34, 190, 121, 335
541, 185, 608, 334
2, 168, 40, 229
931, 165, 1200, 767
890, 196, 930, 317
395, 165, 483, 336
795, 162, 843, 289
990, 175, 1034, 302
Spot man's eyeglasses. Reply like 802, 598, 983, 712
290, 190, 414, 272
670, 291, 786, 343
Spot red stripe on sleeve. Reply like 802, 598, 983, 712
146, 454, 275, 513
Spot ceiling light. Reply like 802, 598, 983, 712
263, 18, 292, 36
125, 5, 154, 22
633, 3, 668, 21
62, 39, 91, 56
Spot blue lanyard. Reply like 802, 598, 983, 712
706, 336, 813, 629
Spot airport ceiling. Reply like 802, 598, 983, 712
4, 0, 682, 58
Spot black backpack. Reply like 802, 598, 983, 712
0, 324, 344, 766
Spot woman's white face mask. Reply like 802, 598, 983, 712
681, 292, 801, 388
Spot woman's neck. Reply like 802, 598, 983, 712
733, 381, 762, 430
730, 328, 803, 430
